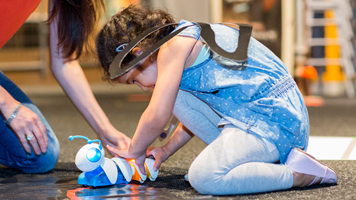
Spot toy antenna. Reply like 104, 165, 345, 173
69, 135, 102, 150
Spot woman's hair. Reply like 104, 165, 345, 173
96, 5, 176, 81
49, 0, 104, 60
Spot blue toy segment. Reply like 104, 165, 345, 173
86, 148, 102, 162
77, 165, 128, 187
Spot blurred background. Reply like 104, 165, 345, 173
1, 1, 356, 198
1, 0, 356, 100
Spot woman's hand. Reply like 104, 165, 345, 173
99, 126, 131, 156
146, 147, 170, 171
106, 145, 147, 175
1, 100, 48, 155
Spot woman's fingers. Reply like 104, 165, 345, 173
31, 123, 47, 153
106, 145, 121, 156
26, 130, 42, 155
35, 117, 48, 146
117, 137, 128, 150
18, 131, 32, 154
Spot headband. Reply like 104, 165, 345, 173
109, 22, 252, 79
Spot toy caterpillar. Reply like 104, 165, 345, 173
69, 135, 158, 187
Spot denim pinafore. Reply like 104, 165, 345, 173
176, 20, 309, 163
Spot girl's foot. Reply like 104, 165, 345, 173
286, 148, 338, 187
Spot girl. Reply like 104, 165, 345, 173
96, 5, 337, 195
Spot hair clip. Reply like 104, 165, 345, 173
116, 43, 128, 52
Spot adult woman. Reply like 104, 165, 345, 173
0, 0, 130, 173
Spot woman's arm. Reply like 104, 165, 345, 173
48, 0, 130, 151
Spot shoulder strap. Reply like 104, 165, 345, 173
198, 22, 252, 61
109, 22, 252, 79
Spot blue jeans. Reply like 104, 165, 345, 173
173, 90, 293, 195
0, 71, 59, 173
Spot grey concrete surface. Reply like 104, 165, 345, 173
1, 87, 356, 199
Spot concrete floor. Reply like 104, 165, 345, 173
1, 85, 356, 199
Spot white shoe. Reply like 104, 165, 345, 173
286, 148, 338, 186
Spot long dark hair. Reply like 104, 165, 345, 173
96, 5, 176, 81
49, 0, 104, 60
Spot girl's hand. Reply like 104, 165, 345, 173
106, 145, 147, 175
99, 126, 131, 156
6, 103, 48, 155
146, 147, 170, 171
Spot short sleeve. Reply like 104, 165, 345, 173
173, 20, 201, 40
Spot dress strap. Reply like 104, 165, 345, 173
109, 22, 252, 79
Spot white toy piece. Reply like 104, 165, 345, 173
112, 157, 158, 183
69, 135, 158, 187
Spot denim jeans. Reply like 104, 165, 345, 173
0, 71, 59, 173
173, 90, 294, 195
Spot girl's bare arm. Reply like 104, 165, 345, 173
128, 36, 199, 157
147, 123, 194, 170
162, 123, 194, 157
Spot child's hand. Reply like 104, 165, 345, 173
146, 147, 169, 171
106, 145, 147, 175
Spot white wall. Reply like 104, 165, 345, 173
151, 0, 212, 22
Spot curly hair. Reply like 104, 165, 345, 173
96, 5, 176, 82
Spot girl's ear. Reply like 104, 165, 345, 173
132, 47, 143, 56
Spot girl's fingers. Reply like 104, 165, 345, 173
153, 160, 161, 172
137, 162, 147, 175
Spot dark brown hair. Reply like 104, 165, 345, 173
95, 5, 176, 81
49, 0, 104, 60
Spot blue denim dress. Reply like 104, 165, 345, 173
176, 20, 309, 163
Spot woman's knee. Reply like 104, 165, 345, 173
22, 131, 60, 173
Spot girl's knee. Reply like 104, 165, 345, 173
188, 166, 206, 194
188, 161, 219, 194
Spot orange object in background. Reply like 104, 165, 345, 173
0, 0, 42, 49
303, 96, 324, 107
297, 66, 318, 80
296, 66, 324, 107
